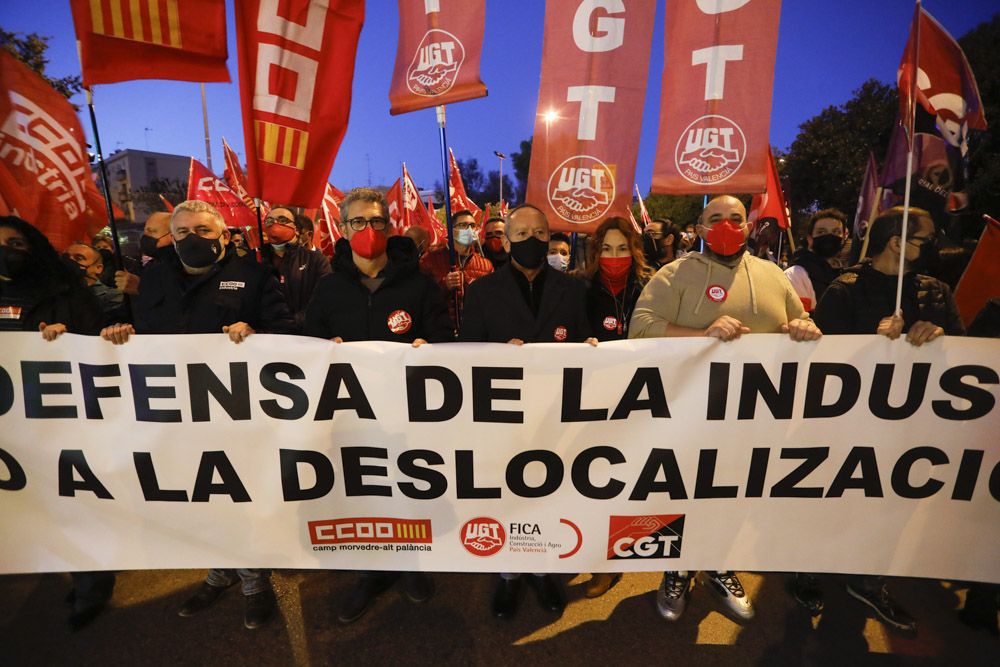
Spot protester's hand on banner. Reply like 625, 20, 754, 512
905, 320, 945, 347
586, 338, 599, 347
705, 316, 750, 341
114, 270, 140, 296
38, 322, 67, 342
782, 319, 823, 342
412, 338, 428, 348
100, 323, 135, 345
507, 338, 525, 346
331, 337, 344, 344
877, 314, 905, 340
223, 322, 255, 344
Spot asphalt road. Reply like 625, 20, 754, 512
0, 569, 995, 666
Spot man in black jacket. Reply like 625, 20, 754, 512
784, 208, 847, 313
459, 203, 595, 620
263, 207, 331, 331
100, 200, 293, 630
304, 187, 452, 623
812, 206, 964, 634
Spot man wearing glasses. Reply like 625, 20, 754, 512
262, 206, 331, 331
419, 209, 493, 332
303, 188, 452, 623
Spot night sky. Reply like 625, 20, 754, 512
1, 0, 997, 196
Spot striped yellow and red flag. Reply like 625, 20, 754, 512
71, 0, 229, 86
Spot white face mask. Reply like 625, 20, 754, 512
547, 253, 569, 272
455, 228, 478, 247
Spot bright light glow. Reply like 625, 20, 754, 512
543, 110, 558, 124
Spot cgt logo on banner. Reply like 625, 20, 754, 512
547, 155, 616, 224
607, 515, 684, 560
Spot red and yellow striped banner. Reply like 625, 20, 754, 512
86, 0, 182, 49
254, 120, 309, 171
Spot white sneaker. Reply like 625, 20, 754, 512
704, 571, 754, 620
655, 571, 692, 621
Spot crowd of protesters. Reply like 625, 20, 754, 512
1, 188, 997, 636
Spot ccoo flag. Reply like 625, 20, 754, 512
70, 0, 229, 86
236, 0, 365, 207
526, 0, 656, 234
652, 0, 782, 195
389, 0, 488, 115
186, 158, 258, 239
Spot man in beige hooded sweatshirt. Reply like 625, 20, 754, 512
629, 194, 821, 623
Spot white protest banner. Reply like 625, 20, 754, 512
1, 333, 998, 582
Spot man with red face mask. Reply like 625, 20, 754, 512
303, 187, 452, 624
629, 195, 821, 624
263, 207, 331, 332
481, 216, 508, 269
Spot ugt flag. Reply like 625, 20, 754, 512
0, 50, 94, 250
389, 0, 488, 115
236, 0, 364, 207
70, 0, 230, 86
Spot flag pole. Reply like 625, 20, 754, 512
200, 84, 213, 172
895, 0, 922, 316
437, 105, 457, 266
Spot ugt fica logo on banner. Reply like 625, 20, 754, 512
547, 155, 616, 224
675, 115, 747, 186
607, 515, 684, 560
407, 29, 465, 96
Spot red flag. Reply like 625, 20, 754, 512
222, 137, 258, 209
448, 148, 481, 218
427, 196, 437, 221
0, 50, 95, 250
954, 216, 1000, 327
389, 0, 488, 115
186, 158, 260, 247
635, 185, 652, 227
235, 0, 364, 207
897, 5, 987, 149
526, 0, 656, 234
386, 179, 404, 234
626, 206, 641, 235
403, 164, 447, 246
853, 152, 879, 240
652, 0, 781, 195
498, 198, 508, 218
158, 193, 175, 212
316, 183, 344, 256
70, 0, 229, 86
747, 148, 789, 230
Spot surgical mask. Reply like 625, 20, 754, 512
704, 221, 746, 257
547, 253, 569, 272
812, 234, 844, 259
599, 255, 632, 284
456, 228, 478, 247
270, 242, 289, 253
175, 234, 224, 268
349, 226, 387, 259
0, 246, 29, 279
509, 236, 548, 269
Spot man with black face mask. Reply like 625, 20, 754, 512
64, 243, 127, 326
459, 203, 596, 621
629, 195, 820, 625
111, 212, 175, 297
784, 208, 847, 312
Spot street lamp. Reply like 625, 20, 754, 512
494, 151, 506, 206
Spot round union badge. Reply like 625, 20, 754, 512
706, 285, 728, 303
387, 309, 413, 334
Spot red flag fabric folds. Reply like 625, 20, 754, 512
852, 152, 879, 241
70, 0, 230, 86
389, 0, 488, 115
386, 179, 404, 234
954, 217, 1000, 328
186, 158, 259, 246
448, 148, 481, 219
236, 0, 364, 207
652, 0, 782, 195
747, 147, 789, 231
526, 0, 656, 234
0, 50, 95, 250
316, 183, 344, 256
403, 164, 448, 246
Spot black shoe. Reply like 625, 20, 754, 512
402, 572, 434, 603
958, 585, 999, 637
178, 582, 232, 618
847, 583, 917, 633
337, 573, 398, 624
68, 600, 108, 632
491, 577, 522, 619
527, 574, 566, 614
792, 573, 824, 615
244, 589, 276, 630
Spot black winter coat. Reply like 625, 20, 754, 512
270, 243, 331, 331
789, 247, 841, 305
459, 263, 591, 343
585, 273, 645, 342
0, 275, 102, 335
304, 237, 453, 343
814, 262, 965, 336
134, 250, 294, 334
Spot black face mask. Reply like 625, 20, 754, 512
909, 238, 939, 274
175, 234, 223, 268
812, 234, 844, 259
0, 246, 30, 279
140, 234, 169, 258
508, 236, 548, 270
97, 247, 114, 264
61, 254, 90, 280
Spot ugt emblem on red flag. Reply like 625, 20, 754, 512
0, 50, 93, 250
70, 0, 230, 86
236, 0, 364, 208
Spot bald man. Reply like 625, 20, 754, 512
64, 243, 126, 325
629, 195, 820, 625
113, 211, 175, 295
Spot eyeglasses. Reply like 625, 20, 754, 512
454, 221, 480, 231
345, 216, 389, 231
265, 215, 294, 227
907, 235, 934, 247
484, 230, 504, 239
645, 231, 663, 239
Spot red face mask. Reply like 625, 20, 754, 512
599, 255, 632, 283
704, 221, 746, 256
350, 226, 387, 259
265, 223, 296, 244
485, 237, 504, 253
